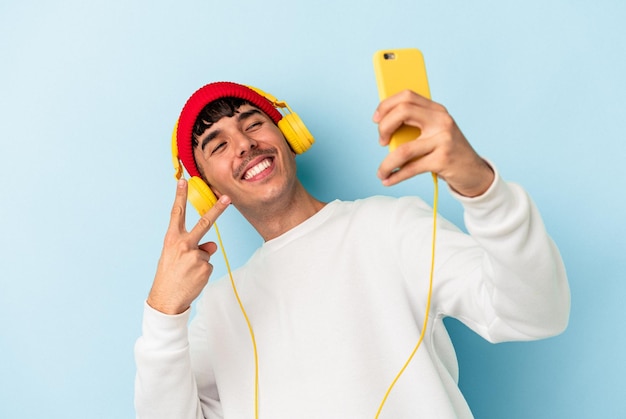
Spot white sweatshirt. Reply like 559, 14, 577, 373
135, 171, 570, 419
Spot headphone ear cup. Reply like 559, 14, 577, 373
278, 113, 315, 154
187, 176, 218, 216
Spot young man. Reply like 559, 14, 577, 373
135, 82, 570, 418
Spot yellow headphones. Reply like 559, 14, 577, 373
171, 85, 315, 215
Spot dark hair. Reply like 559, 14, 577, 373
191, 97, 251, 149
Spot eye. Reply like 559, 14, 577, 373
211, 141, 227, 155
246, 121, 263, 131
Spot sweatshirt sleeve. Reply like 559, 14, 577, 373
134, 302, 206, 419
440, 166, 570, 342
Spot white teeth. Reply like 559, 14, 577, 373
243, 158, 272, 180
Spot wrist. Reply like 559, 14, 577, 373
449, 159, 495, 198
147, 293, 190, 315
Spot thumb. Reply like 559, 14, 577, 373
198, 241, 218, 256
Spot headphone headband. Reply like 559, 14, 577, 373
176, 81, 284, 178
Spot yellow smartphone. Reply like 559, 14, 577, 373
373, 48, 431, 152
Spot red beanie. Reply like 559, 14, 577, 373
176, 81, 283, 178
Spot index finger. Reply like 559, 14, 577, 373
188, 195, 231, 244
373, 90, 429, 121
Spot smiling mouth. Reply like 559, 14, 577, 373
242, 157, 273, 180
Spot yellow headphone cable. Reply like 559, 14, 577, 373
214, 223, 260, 418
374, 173, 438, 418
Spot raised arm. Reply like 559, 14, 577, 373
373, 90, 569, 340
135, 179, 230, 419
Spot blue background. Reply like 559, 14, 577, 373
1, 1, 624, 418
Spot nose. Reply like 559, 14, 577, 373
233, 132, 258, 157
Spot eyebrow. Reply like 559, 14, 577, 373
200, 108, 264, 151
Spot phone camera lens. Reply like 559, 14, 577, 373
383, 53, 396, 60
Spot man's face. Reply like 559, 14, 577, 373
193, 104, 298, 211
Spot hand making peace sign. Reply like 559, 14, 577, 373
147, 179, 231, 315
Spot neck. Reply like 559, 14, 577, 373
237, 182, 326, 241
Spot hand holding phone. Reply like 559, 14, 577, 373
373, 48, 494, 195
373, 48, 430, 151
